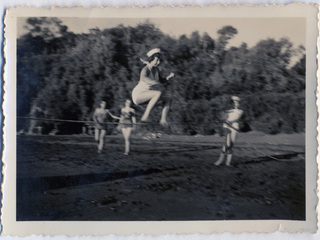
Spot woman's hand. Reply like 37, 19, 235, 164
166, 73, 175, 81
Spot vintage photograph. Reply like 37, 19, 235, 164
2, 5, 318, 235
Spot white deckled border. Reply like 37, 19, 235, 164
2, 4, 319, 236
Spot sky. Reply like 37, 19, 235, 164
18, 17, 305, 49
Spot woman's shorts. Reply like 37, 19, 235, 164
132, 85, 171, 105
94, 122, 107, 130
222, 127, 232, 136
119, 120, 133, 129
132, 85, 147, 105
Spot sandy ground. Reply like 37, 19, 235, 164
16, 131, 305, 221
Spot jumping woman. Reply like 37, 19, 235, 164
215, 96, 243, 166
93, 101, 120, 153
119, 99, 136, 155
131, 48, 175, 126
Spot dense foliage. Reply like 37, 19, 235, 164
17, 18, 305, 135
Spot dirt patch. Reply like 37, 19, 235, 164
16, 133, 305, 221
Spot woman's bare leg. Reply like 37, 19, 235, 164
230, 130, 237, 143
226, 154, 233, 166
134, 90, 162, 121
98, 129, 106, 152
215, 133, 231, 166
215, 153, 225, 166
94, 128, 99, 142
160, 97, 172, 126
141, 92, 162, 121
122, 128, 132, 155
226, 132, 236, 166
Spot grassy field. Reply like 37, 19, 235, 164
16, 131, 305, 221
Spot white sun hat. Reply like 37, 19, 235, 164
231, 96, 240, 102
147, 48, 161, 57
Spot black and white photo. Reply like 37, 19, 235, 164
2, 5, 318, 235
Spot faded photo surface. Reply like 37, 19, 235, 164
2, 5, 318, 235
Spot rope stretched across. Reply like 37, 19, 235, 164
17, 116, 175, 126
18, 117, 303, 162
244, 141, 304, 162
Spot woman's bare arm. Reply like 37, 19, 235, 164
108, 110, 120, 120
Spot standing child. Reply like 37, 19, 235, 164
119, 99, 136, 155
215, 96, 243, 166
93, 101, 120, 153
131, 48, 175, 126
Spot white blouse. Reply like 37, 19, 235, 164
223, 108, 243, 130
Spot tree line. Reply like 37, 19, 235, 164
17, 17, 305, 135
